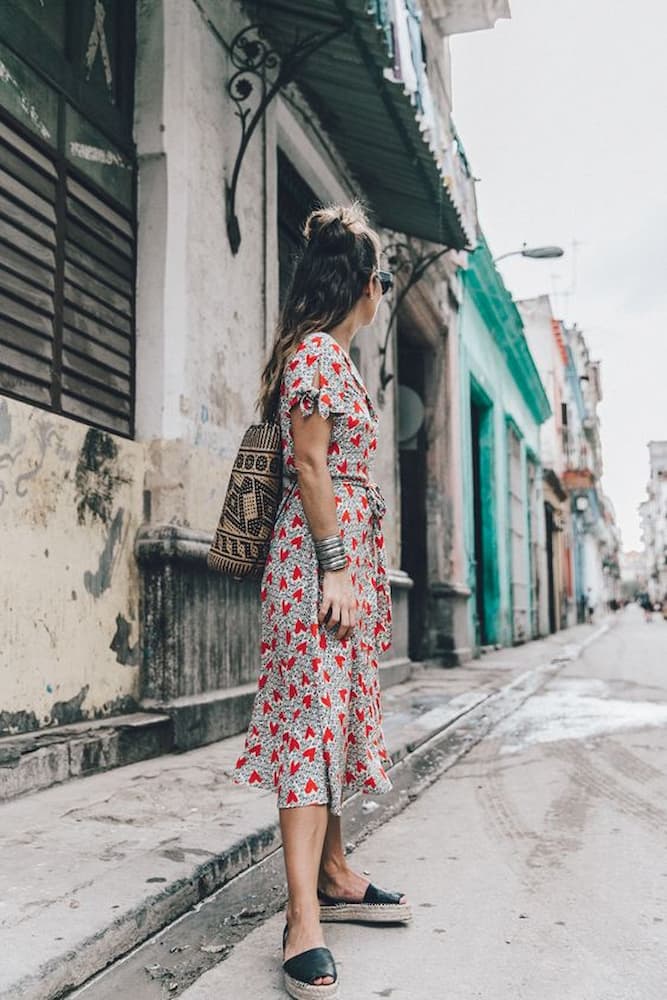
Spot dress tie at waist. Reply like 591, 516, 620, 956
282, 473, 387, 521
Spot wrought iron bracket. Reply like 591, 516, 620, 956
226, 24, 343, 255
378, 242, 452, 389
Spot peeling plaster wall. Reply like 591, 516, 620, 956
0, 398, 144, 735
134, 0, 253, 531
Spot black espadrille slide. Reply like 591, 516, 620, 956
318, 883, 412, 924
282, 924, 339, 999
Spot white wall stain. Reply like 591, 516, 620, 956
68, 141, 129, 169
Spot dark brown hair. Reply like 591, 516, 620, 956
257, 202, 381, 421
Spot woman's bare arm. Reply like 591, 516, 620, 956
290, 404, 358, 641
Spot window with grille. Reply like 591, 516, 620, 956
0, 1, 135, 437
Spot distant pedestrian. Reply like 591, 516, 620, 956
234, 204, 410, 999
587, 588, 595, 624
640, 593, 653, 623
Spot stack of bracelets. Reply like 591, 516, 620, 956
314, 534, 348, 572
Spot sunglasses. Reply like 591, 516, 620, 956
376, 270, 394, 295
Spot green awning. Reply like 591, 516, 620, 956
464, 235, 552, 425
253, 0, 472, 250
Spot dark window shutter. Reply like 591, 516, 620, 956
0, 112, 135, 436
0, 117, 57, 408
0, 2, 136, 437
61, 175, 134, 434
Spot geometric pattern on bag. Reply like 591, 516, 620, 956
207, 422, 283, 580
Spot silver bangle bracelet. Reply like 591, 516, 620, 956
314, 534, 344, 555
314, 533, 347, 571
320, 554, 348, 572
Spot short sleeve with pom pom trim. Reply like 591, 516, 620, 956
282, 333, 352, 420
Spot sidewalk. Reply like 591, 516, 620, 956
0, 622, 611, 1000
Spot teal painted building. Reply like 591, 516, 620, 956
458, 238, 551, 651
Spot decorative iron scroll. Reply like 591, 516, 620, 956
379, 241, 452, 388
225, 24, 342, 254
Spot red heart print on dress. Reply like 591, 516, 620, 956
234, 329, 393, 812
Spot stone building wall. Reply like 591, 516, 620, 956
0, 0, 407, 737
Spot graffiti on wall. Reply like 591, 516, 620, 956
84, 507, 125, 596
0, 402, 64, 508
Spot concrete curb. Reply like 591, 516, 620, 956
52, 622, 613, 1000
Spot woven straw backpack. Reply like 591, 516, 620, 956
207, 418, 288, 580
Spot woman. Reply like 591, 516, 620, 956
234, 204, 411, 998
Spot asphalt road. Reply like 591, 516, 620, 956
177, 605, 667, 1000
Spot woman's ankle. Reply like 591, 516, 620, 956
286, 899, 321, 928
319, 854, 348, 882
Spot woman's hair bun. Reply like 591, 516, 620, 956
303, 202, 370, 253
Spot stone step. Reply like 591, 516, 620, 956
0, 711, 173, 803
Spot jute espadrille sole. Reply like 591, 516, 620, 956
283, 972, 339, 1000
319, 901, 412, 924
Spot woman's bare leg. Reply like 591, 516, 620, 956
319, 813, 407, 903
280, 804, 334, 986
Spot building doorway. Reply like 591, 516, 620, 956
398, 336, 428, 660
526, 458, 541, 638
544, 502, 557, 633
507, 423, 528, 643
470, 390, 497, 647
277, 150, 319, 306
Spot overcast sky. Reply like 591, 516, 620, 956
450, 0, 666, 551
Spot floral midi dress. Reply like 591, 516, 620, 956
234, 331, 393, 815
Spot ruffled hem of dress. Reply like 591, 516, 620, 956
232, 757, 393, 816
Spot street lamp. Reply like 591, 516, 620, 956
493, 243, 564, 264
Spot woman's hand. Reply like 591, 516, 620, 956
319, 567, 358, 641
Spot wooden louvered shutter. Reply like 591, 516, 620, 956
0, 1, 136, 438
0, 118, 57, 409
62, 175, 134, 434
0, 114, 135, 436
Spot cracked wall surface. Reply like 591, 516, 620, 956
0, 399, 144, 735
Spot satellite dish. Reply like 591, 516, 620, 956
398, 385, 425, 447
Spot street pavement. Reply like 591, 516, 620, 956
3, 620, 605, 1000
174, 605, 667, 1000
